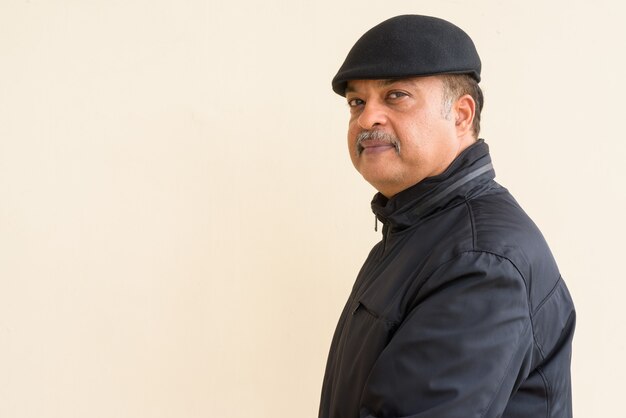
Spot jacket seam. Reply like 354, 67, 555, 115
530, 276, 564, 360
537, 367, 551, 417
450, 250, 529, 292
479, 320, 533, 418
464, 199, 477, 250
533, 275, 563, 316
407, 249, 530, 311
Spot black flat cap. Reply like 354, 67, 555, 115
332, 15, 481, 96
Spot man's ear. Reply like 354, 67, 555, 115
454, 94, 476, 138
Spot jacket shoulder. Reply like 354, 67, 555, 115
466, 185, 560, 312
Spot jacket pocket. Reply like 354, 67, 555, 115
352, 300, 381, 319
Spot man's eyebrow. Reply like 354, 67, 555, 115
345, 79, 407, 94
379, 79, 403, 87
344, 84, 358, 95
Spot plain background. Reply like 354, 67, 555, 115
1, 0, 624, 417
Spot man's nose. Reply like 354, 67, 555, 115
357, 101, 387, 130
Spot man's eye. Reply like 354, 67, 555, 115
388, 91, 408, 100
347, 98, 364, 107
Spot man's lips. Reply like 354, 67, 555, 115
359, 141, 396, 155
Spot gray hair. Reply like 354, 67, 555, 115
440, 74, 484, 138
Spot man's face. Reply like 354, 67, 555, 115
345, 76, 466, 198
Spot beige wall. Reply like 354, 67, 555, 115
0, 1, 624, 416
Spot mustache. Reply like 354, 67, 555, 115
356, 130, 401, 156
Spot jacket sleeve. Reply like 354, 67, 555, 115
359, 251, 534, 418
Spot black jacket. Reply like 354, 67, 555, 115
319, 140, 575, 418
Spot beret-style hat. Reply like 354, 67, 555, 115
332, 15, 481, 96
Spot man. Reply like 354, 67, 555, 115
319, 15, 575, 418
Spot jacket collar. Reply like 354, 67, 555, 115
371, 139, 495, 231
